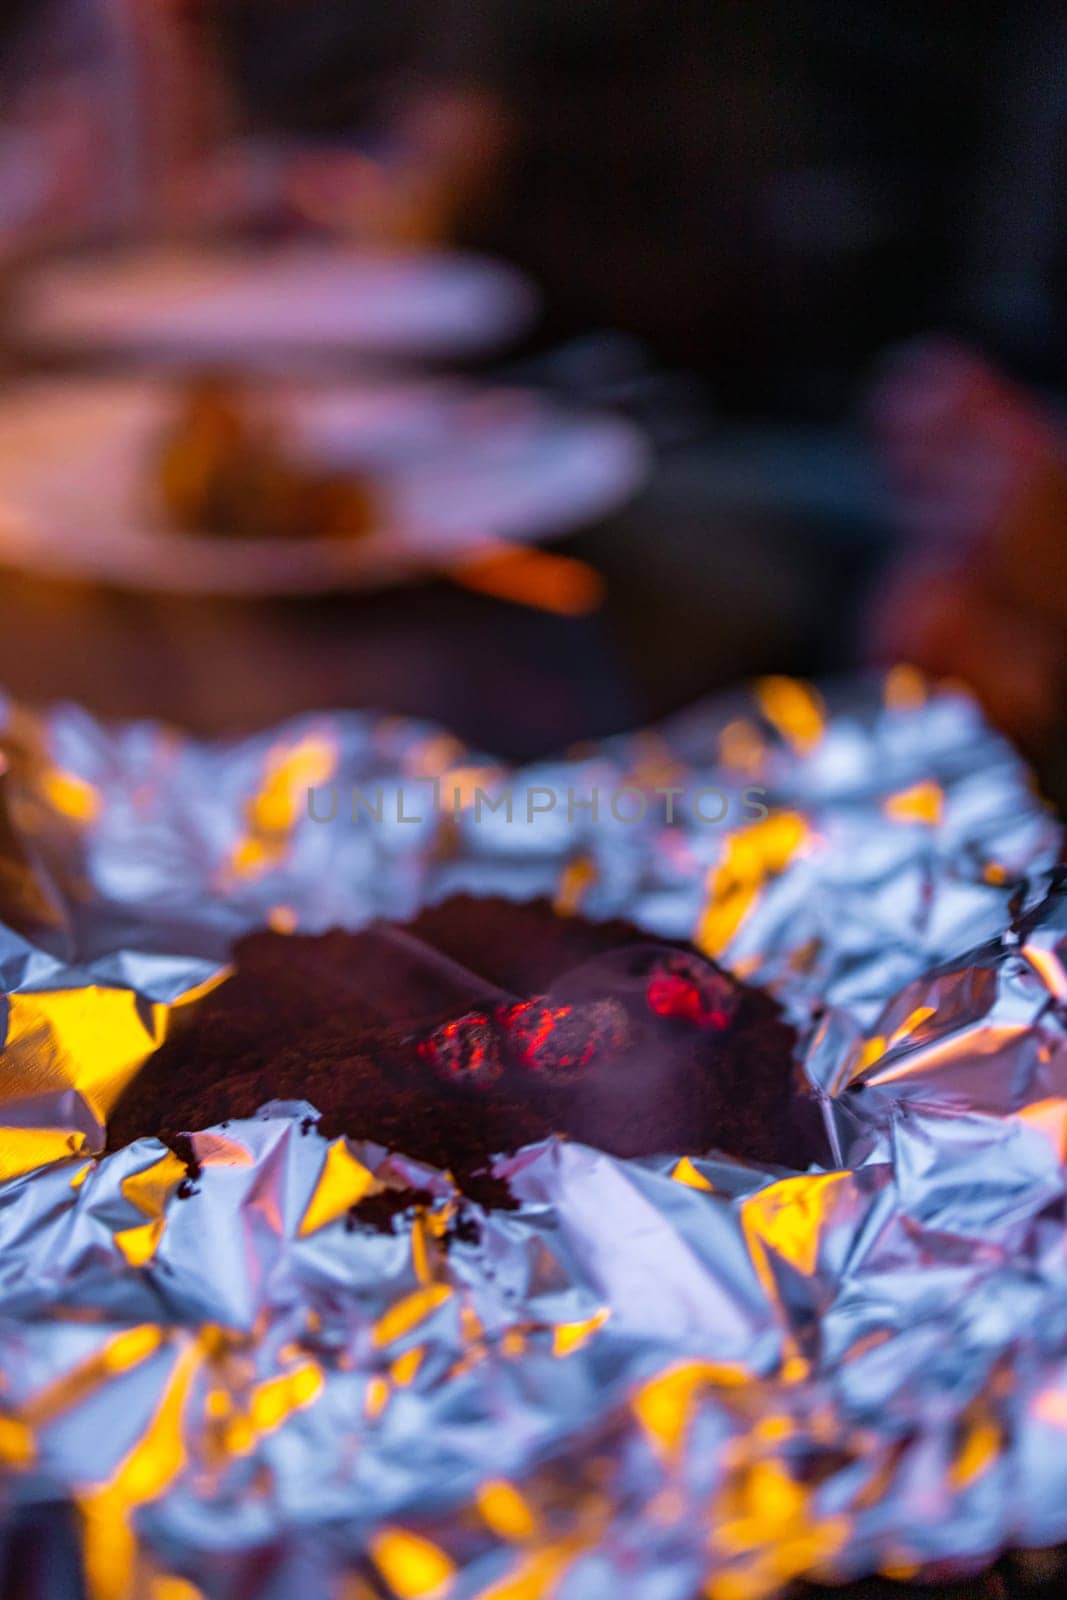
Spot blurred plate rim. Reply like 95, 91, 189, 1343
13, 243, 540, 365
0, 373, 650, 597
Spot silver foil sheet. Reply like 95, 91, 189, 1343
0, 669, 1065, 1600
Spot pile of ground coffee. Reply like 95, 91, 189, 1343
107, 896, 822, 1190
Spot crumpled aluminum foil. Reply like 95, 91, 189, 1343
1, 670, 1066, 1600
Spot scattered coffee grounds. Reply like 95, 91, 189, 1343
107, 896, 824, 1193
344, 1187, 434, 1234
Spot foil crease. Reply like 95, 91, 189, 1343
0, 672, 1066, 1599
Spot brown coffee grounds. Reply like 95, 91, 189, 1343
107, 896, 824, 1194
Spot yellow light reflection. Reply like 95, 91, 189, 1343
298, 1140, 376, 1237
950, 1413, 999, 1489
248, 1362, 323, 1433
390, 1347, 424, 1388
370, 1529, 455, 1599
0, 1126, 86, 1183
633, 1361, 742, 1459
1015, 1098, 1067, 1161
80, 1338, 201, 1600
2, 987, 169, 1128
554, 854, 598, 917
113, 1148, 188, 1267
477, 1480, 538, 1543
0, 1414, 34, 1467
551, 1308, 609, 1357
741, 1172, 850, 1284
884, 781, 943, 826
148, 1578, 205, 1600
365, 1375, 390, 1421
22, 1326, 165, 1429
479, 1546, 573, 1600
755, 678, 825, 752
41, 768, 101, 824
373, 1285, 452, 1350
671, 1156, 714, 1192
712, 1455, 851, 1598
224, 730, 337, 884
114, 1219, 166, 1269
696, 812, 809, 958
121, 1150, 188, 1216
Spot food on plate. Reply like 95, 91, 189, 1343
154, 374, 377, 540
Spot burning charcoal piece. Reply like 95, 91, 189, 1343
419, 1010, 504, 1084
500, 995, 630, 1075
107, 896, 825, 1191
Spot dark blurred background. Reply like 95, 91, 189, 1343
1, 0, 1066, 796
209, 0, 1067, 406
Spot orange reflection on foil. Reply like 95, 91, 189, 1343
365, 1375, 390, 1421
1, 986, 170, 1129
1015, 1097, 1067, 1161
121, 1150, 187, 1217
247, 1362, 323, 1433
370, 1528, 456, 1599
41, 767, 102, 824
554, 854, 598, 917
551, 1308, 609, 1357
741, 1171, 851, 1286
671, 1155, 714, 1191
147, 1577, 205, 1600
0, 1126, 86, 1183
888, 1006, 936, 1048
477, 1480, 538, 1543
0, 1414, 34, 1468
80, 1337, 200, 1600
23, 1326, 166, 1432
710, 1455, 850, 1598
298, 1139, 377, 1237
856, 1003, 938, 1077
855, 1034, 887, 1075
884, 781, 943, 826
1022, 941, 1067, 1002
224, 729, 337, 884
1, 966, 227, 1181
884, 663, 928, 712
755, 678, 825, 753
478, 1544, 578, 1600
373, 1285, 452, 1350
390, 1346, 424, 1388
696, 812, 809, 958
633, 1360, 746, 1460
410, 1214, 436, 1285
949, 1411, 1000, 1490
114, 1219, 167, 1268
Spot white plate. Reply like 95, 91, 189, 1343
15, 245, 537, 365
0, 377, 649, 595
